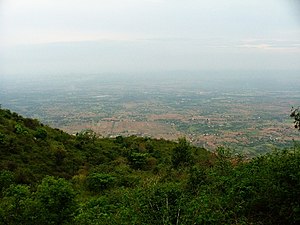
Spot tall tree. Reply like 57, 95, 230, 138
172, 138, 192, 169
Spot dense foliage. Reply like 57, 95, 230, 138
0, 108, 299, 224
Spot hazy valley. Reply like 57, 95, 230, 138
1, 71, 299, 156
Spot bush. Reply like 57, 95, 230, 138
0, 184, 33, 225
133, 183, 186, 225
171, 138, 192, 169
128, 152, 149, 170
34, 128, 48, 140
86, 173, 116, 192
0, 170, 15, 194
35, 176, 77, 225
0, 132, 5, 144
14, 124, 27, 134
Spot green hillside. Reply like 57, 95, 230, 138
0, 108, 299, 224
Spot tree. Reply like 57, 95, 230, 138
86, 173, 116, 192
171, 138, 192, 169
35, 176, 77, 225
291, 107, 300, 130
34, 128, 48, 140
0, 184, 32, 225
0, 132, 5, 144
0, 170, 15, 194
134, 182, 185, 225
76, 129, 97, 143
128, 152, 149, 170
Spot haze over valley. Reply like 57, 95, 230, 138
1, 71, 299, 155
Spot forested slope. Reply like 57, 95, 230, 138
0, 108, 299, 224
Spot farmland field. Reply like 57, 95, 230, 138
1, 71, 299, 155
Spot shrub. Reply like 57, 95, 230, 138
86, 173, 116, 192
35, 176, 77, 225
34, 128, 48, 140
0, 170, 15, 194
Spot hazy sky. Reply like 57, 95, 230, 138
0, 0, 299, 75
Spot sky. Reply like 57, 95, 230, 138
0, 0, 299, 76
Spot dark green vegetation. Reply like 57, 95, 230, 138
0, 108, 300, 224
291, 107, 300, 130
